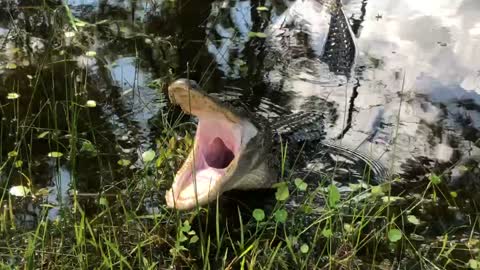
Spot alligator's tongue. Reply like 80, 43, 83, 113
205, 137, 235, 168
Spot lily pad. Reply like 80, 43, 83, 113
253, 209, 265, 222
118, 159, 131, 167
300, 244, 309, 253
387, 229, 402, 242
407, 215, 420, 225
48, 152, 64, 158
7, 93, 20, 99
322, 228, 333, 238
85, 51, 97, 57
9, 185, 31, 197
85, 100, 97, 107
6, 63, 17, 69
275, 184, 289, 201
274, 209, 288, 223
428, 174, 442, 185
328, 184, 340, 208
294, 178, 308, 191
142, 149, 156, 163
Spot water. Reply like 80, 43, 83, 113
198, 0, 480, 181
0, 0, 479, 256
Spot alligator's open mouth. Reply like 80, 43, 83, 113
165, 79, 258, 210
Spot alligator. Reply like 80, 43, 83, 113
165, 79, 387, 210
164, 0, 387, 210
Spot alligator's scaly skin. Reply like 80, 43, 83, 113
264, 0, 357, 79
209, 90, 388, 185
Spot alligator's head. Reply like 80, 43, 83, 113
165, 79, 275, 210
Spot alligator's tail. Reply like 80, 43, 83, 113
324, 142, 390, 182
321, 0, 358, 78
299, 141, 390, 184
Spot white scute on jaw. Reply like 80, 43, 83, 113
240, 120, 258, 144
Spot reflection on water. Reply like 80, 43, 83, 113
200, 0, 480, 177
45, 165, 72, 221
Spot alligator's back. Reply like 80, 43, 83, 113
265, 0, 357, 78
270, 111, 389, 184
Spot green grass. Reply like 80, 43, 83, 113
0, 2, 479, 270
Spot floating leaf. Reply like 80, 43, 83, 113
322, 228, 333, 238
99, 197, 108, 206
428, 174, 442, 185
189, 235, 199, 244
6, 63, 17, 69
275, 183, 289, 201
407, 215, 420, 225
468, 259, 480, 269
15, 160, 23, 168
252, 209, 265, 222
85, 100, 97, 107
64, 31, 75, 38
343, 224, 353, 233
7, 93, 20, 99
256, 6, 269, 11
274, 209, 288, 223
7, 151, 18, 158
180, 220, 191, 232
248, 32, 267, 38
450, 191, 458, 198
80, 140, 96, 154
178, 233, 188, 243
37, 131, 50, 139
294, 178, 308, 191
328, 184, 340, 208
118, 159, 131, 167
85, 51, 97, 57
300, 244, 309, 253
142, 149, 156, 163
9, 185, 31, 197
371, 185, 385, 196
48, 151, 63, 158
468, 239, 480, 249
387, 229, 402, 242
349, 183, 362, 191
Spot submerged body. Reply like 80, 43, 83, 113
165, 79, 387, 210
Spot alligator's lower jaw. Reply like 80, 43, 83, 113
165, 117, 244, 210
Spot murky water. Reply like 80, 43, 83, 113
0, 0, 479, 253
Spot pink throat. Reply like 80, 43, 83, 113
196, 117, 241, 169
175, 117, 242, 198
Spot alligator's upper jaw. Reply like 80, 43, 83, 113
165, 79, 257, 210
